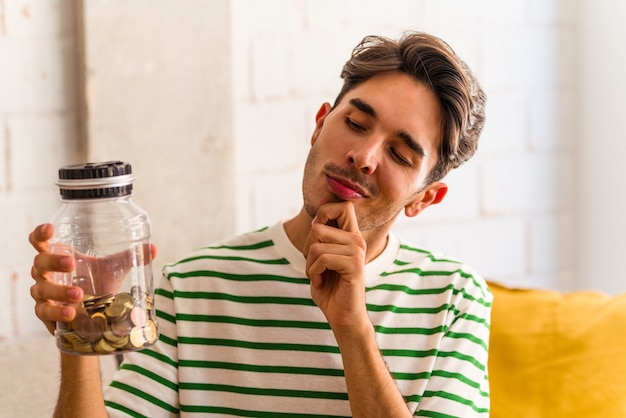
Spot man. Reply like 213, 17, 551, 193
30, 32, 490, 417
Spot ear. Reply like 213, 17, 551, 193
312, 103, 332, 145
404, 182, 448, 218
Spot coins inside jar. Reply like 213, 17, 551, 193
57, 287, 158, 355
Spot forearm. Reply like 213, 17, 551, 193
335, 322, 412, 418
54, 353, 107, 418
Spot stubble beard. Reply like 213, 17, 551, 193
302, 152, 402, 233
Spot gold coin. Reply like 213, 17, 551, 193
129, 327, 146, 348
91, 311, 106, 321
111, 317, 132, 336
94, 338, 116, 354
73, 342, 95, 354
103, 328, 120, 342
105, 300, 127, 318
144, 320, 158, 344
84, 294, 114, 310
115, 292, 135, 307
109, 334, 130, 349
61, 331, 85, 345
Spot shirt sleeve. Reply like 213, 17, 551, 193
415, 271, 492, 417
104, 272, 181, 417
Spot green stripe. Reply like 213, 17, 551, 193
368, 282, 491, 308
374, 324, 444, 335
174, 254, 290, 267
164, 238, 278, 268
391, 370, 431, 381
398, 244, 431, 255
366, 302, 450, 314
446, 331, 489, 351
393, 369, 486, 396
399, 244, 461, 263
179, 405, 349, 418
176, 313, 331, 330
382, 348, 486, 372
155, 287, 173, 299
368, 282, 453, 295
104, 401, 149, 418
179, 382, 348, 401
415, 410, 457, 418
451, 312, 491, 331
155, 308, 176, 325
167, 270, 309, 285
119, 363, 179, 391
421, 390, 489, 414
173, 290, 316, 306
137, 346, 178, 368
178, 337, 340, 353
431, 370, 487, 395
383, 264, 490, 299
203, 239, 274, 251
179, 359, 344, 377
108, 381, 179, 414
156, 333, 178, 348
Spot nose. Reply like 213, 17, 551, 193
346, 138, 380, 174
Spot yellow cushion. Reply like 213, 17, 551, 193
487, 281, 626, 418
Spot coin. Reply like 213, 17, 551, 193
105, 300, 127, 319
129, 326, 146, 348
111, 317, 132, 337
94, 338, 116, 354
144, 320, 158, 344
130, 306, 147, 327
73, 309, 103, 343
58, 290, 156, 355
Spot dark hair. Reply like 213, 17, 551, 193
334, 32, 486, 184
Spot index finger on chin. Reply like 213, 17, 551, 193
314, 202, 359, 233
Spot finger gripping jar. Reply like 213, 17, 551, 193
50, 161, 158, 355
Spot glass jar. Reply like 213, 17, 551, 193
50, 161, 158, 355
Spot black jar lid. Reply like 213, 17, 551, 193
57, 161, 135, 199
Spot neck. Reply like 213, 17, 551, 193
283, 207, 391, 264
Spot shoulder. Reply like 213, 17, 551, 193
391, 238, 492, 303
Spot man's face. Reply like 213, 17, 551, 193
302, 71, 445, 232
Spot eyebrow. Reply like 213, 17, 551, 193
349, 98, 426, 158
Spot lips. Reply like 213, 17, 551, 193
326, 175, 367, 200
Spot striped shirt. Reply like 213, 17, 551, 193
104, 221, 492, 417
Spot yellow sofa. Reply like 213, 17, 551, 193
488, 281, 626, 417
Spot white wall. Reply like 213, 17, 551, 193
0, 0, 82, 342
80, 0, 235, 274
0, 2, 85, 416
576, 0, 626, 294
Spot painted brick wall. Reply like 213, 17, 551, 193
232, 0, 577, 290
0, 0, 82, 343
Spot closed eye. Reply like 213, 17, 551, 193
390, 147, 412, 167
345, 117, 366, 132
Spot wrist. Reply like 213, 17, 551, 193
332, 315, 376, 347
